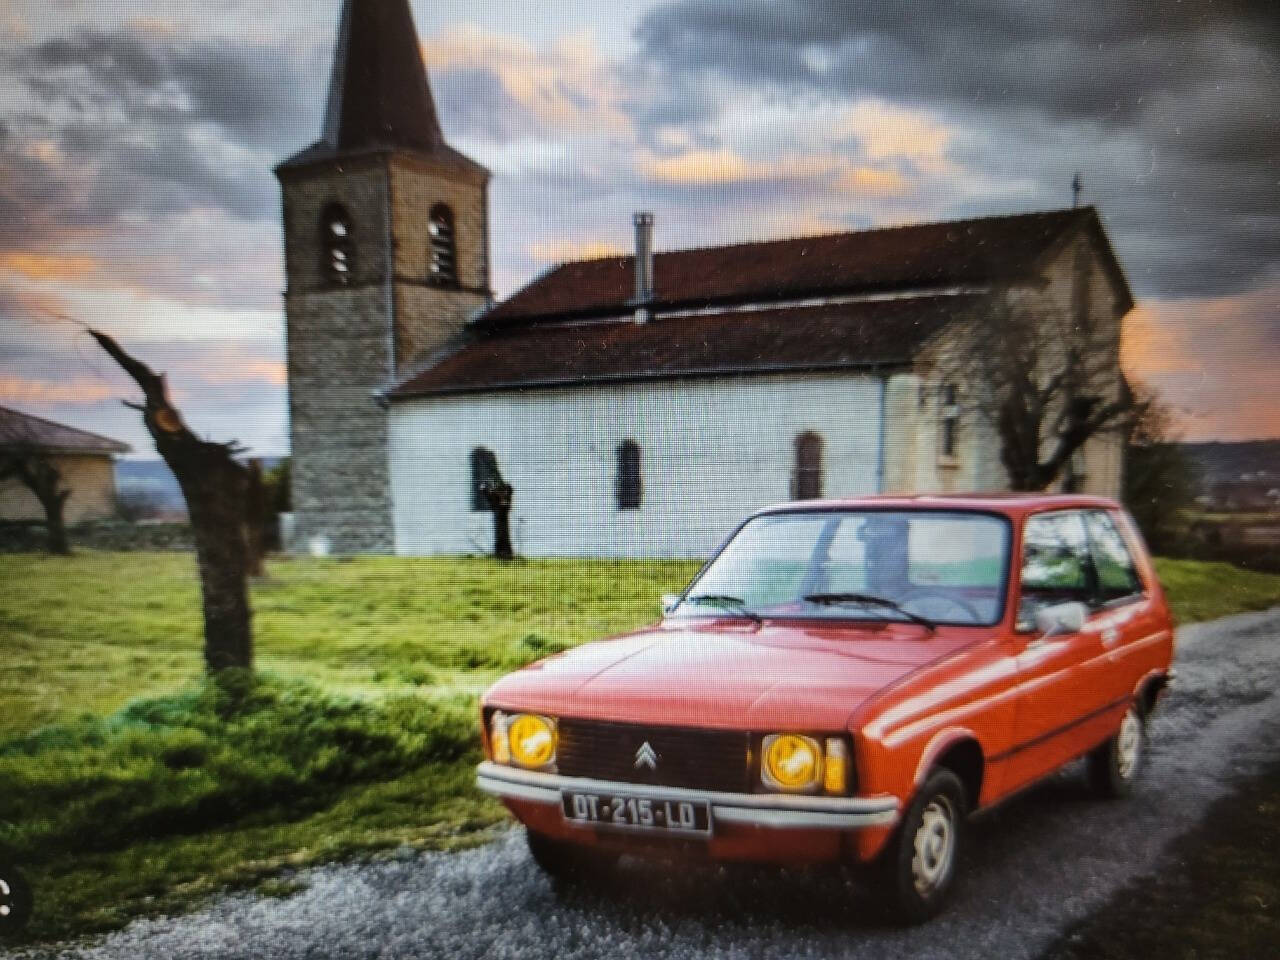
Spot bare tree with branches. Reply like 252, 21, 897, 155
0, 436, 72, 555
90, 328, 254, 671
933, 287, 1133, 492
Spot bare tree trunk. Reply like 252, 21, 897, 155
244, 458, 266, 578
481, 479, 515, 561
90, 329, 253, 672
39, 485, 71, 556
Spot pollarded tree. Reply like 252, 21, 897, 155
90, 328, 254, 671
0, 441, 71, 555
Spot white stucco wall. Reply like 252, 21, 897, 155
388, 373, 886, 558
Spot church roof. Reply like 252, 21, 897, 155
277, 0, 486, 178
483, 207, 1124, 325
390, 294, 981, 398
389, 206, 1131, 400
0, 406, 130, 456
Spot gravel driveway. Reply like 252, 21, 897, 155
14, 607, 1280, 960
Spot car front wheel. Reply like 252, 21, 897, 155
0, 862, 33, 936
875, 768, 967, 924
1087, 704, 1145, 798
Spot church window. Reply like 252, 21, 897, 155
617, 440, 642, 510
320, 203, 354, 286
471, 447, 500, 511
792, 432, 823, 500
428, 204, 458, 286
939, 383, 960, 460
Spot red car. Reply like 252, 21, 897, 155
477, 494, 1175, 922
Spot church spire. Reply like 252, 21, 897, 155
321, 0, 444, 154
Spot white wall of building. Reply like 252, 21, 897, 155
389, 373, 886, 558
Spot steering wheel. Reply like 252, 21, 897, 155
897, 588, 983, 624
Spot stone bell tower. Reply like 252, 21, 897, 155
275, 0, 491, 553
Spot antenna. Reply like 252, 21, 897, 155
1072, 172, 1082, 208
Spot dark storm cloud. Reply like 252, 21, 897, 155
636, 0, 1280, 298
0, 29, 326, 241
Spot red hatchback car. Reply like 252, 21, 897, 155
478, 494, 1175, 921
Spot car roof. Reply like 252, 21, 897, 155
754, 492, 1121, 519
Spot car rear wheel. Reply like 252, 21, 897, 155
1087, 704, 1145, 798
525, 830, 618, 884
0, 862, 33, 936
874, 769, 966, 924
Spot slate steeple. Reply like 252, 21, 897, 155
279, 0, 483, 174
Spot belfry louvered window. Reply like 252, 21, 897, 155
320, 203, 354, 286
428, 204, 457, 286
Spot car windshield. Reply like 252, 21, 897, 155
677, 510, 1010, 627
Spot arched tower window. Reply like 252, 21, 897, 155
792, 432, 824, 500
428, 204, 457, 286
471, 446, 500, 511
320, 203, 354, 286
617, 440, 642, 510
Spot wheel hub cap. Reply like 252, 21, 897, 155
1117, 709, 1141, 779
911, 797, 956, 895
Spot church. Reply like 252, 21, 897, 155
276, 0, 1133, 558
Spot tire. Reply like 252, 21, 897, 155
1087, 704, 1145, 798
874, 769, 967, 924
525, 830, 617, 884
0, 862, 33, 936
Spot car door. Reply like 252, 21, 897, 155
1082, 508, 1164, 706
1005, 509, 1110, 791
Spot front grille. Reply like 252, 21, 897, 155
556, 718, 750, 793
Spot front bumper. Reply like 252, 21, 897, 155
476, 761, 900, 830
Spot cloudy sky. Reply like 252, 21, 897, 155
1, 0, 1276, 456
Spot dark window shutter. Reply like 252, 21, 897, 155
792, 432, 823, 500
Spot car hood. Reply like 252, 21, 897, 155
483, 618, 979, 732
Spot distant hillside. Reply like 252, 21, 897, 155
1180, 440, 1280, 486
115, 457, 284, 517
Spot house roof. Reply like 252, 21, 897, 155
390, 206, 1133, 400
391, 294, 981, 398
0, 406, 130, 456
482, 207, 1128, 326
276, 0, 487, 179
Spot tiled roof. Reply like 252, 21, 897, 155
0, 406, 130, 456
391, 294, 980, 398
390, 206, 1132, 399
483, 207, 1114, 325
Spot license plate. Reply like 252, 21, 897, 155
561, 791, 712, 835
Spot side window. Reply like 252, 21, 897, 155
792, 431, 823, 500
1018, 511, 1095, 627
616, 440, 642, 510
1085, 510, 1143, 601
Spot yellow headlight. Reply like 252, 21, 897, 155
507, 713, 557, 769
762, 734, 822, 791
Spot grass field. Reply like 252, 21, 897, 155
1, 551, 1278, 942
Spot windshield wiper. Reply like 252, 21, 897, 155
681, 594, 763, 624
802, 593, 936, 631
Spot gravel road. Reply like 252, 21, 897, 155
13, 607, 1280, 960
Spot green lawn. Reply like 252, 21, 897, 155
0, 551, 1277, 942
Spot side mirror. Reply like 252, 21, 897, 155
1034, 601, 1087, 637
661, 594, 681, 616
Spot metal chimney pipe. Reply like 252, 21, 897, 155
633, 211, 654, 322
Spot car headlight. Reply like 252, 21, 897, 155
762, 734, 822, 792
502, 712, 557, 769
